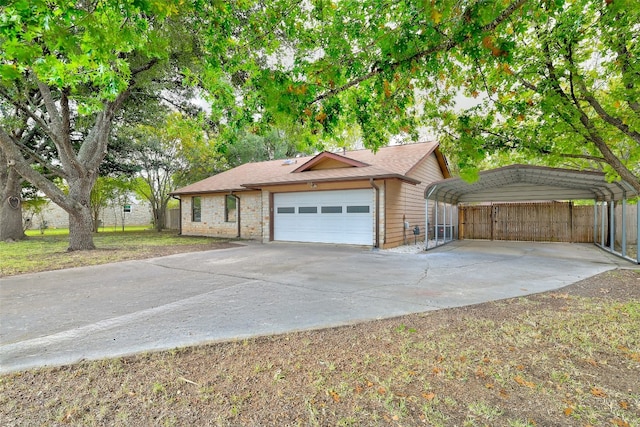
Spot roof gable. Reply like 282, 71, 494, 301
292, 151, 369, 172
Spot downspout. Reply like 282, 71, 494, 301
370, 178, 380, 249
171, 195, 181, 235
231, 193, 241, 239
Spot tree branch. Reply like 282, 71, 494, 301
580, 88, 640, 145
53, 87, 86, 174
78, 59, 156, 169
12, 126, 67, 180
131, 58, 160, 77
0, 127, 73, 211
310, 0, 528, 105
0, 86, 58, 145
563, 42, 640, 145
558, 152, 606, 162
36, 80, 63, 139
615, 30, 640, 117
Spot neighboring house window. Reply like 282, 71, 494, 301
225, 195, 237, 222
192, 196, 201, 222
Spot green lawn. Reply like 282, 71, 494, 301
1, 228, 231, 277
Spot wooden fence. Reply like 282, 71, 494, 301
166, 208, 180, 230
459, 202, 596, 243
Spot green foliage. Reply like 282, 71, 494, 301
434, 0, 640, 189
90, 176, 135, 231
0, 0, 182, 106
0, 0, 204, 249
218, 127, 314, 169
201, 0, 638, 190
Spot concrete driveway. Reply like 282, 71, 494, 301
0, 240, 626, 373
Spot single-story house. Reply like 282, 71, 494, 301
171, 141, 450, 248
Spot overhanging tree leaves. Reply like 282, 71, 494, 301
442, 0, 640, 191
228, 0, 530, 148
227, 0, 637, 192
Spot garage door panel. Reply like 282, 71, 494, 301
274, 189, 373, 245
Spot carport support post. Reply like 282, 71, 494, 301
621, 199, 627, 257
448, 203, 452, 241
593, 199, 597, 245
443, 201, 447, 243
435, 199, 439, 246
601, 202, 606, 246
440, 201, 444, 244
425, 197, 429, 249
610, 200, 615, 252
637, 198, 640, 264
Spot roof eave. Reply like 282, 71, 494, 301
170, 187, 250, 196
242, 174, 420, 188
405, 144, 451, 179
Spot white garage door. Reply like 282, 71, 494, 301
274, 189, 373, 245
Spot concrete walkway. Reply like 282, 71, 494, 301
0, 240, 627, 373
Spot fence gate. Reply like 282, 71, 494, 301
459, 202, 593, 243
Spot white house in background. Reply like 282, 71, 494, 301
24, 200, 152, 230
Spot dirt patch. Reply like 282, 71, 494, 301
1, 269, 639, 426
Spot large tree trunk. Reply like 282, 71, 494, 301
68, 205, 96, 251
0, 150, 26, 242
66, 176, 97, 251
0, 174, 26, 242
153, 199, 167, 232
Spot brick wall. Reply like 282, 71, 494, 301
180, 191, 263, 240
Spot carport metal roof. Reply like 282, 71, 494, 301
424, 164, 638, 204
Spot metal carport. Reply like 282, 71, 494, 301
424, 164, 639, 264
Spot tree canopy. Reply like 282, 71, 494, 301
222, 0, 638, 192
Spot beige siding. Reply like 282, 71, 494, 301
383, 154, 446, 248
181, 191, 263, 240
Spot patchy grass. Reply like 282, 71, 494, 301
0, 228, 237, 277
1, 269, 638, 426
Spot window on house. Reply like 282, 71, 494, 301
192, 196, 201, 222
277, 207, 295, 214
347, 205, 370, 213
299, 206, 318, 214
225, 195, 237, 222
321, 206, 342, 213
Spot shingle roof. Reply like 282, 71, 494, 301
172, 141, 444, 195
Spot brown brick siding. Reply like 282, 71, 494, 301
180, 191, 263, 240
